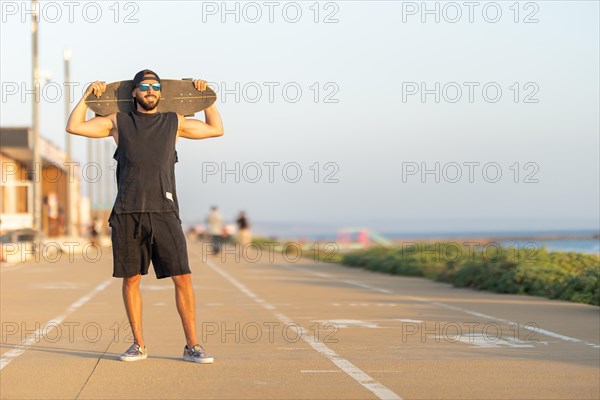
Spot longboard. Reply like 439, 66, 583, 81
85, 79, 217, 117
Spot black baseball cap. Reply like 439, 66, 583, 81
132, 69, 161, 87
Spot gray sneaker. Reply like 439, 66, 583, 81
119, 343, 148, 362
183, 344, 214, 364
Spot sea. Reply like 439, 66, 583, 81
388, 230, 600, 255
308, 229, 600, 255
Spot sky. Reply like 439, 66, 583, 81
1, 0, 599, 237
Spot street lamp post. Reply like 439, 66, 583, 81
32, 0, 42, 241
63, 48, 72, 236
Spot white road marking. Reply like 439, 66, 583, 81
204, 258, 402, 400
527, 327, 599, 348
388, 345, 469, 348
278, 264, 600, 349
302, 370, 407, 373
333, 303, 398, 307
435, 334, 542, 348
343, 279, 393, 294
314, 319, 381, 329
423, 300, 600, 348
0, 278, 113, 371
278, 264, 390, 294
29, 282, 85, 290
277, 263, 332, 278
397, 319, 424, 323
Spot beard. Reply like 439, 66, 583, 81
136, 93, 160, 111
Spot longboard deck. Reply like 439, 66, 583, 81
85, 79, 217, 116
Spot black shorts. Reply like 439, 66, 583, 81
109, 211, 191, 279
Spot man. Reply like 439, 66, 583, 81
236, 211, 251, 246
205, 206, 223, 254
66, 69, 223, 363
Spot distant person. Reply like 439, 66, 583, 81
89, 217, 100, 246
206, 206, 224, 254
66, 70, 223, 364
236, 211, 251, 246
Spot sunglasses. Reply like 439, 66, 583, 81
137, 83, 161, 91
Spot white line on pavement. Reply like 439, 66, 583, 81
343, 279, 393, 294
278, 264, 600, 348
276, 263, 332, 278
203, 258, 402, 400
301, 370, 407, 373
0, 278, 113, 371
423, 300, 600, 348
277, 264, 391, 294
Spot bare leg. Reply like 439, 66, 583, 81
172, 273, 197, 348
122, 274, 145, 347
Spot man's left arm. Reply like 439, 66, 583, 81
177, 79, 224, 140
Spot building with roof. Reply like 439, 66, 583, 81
1, 127, 86, 240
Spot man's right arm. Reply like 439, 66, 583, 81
66, 81, 116, 138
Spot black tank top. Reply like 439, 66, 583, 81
112, 110, 180, 215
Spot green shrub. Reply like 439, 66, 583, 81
339, 243, 600, 306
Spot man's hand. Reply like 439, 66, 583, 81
66, 80, 115, 139
177, 79, 223, 140
86, 81, 107, 97
193, 79, 208, 92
